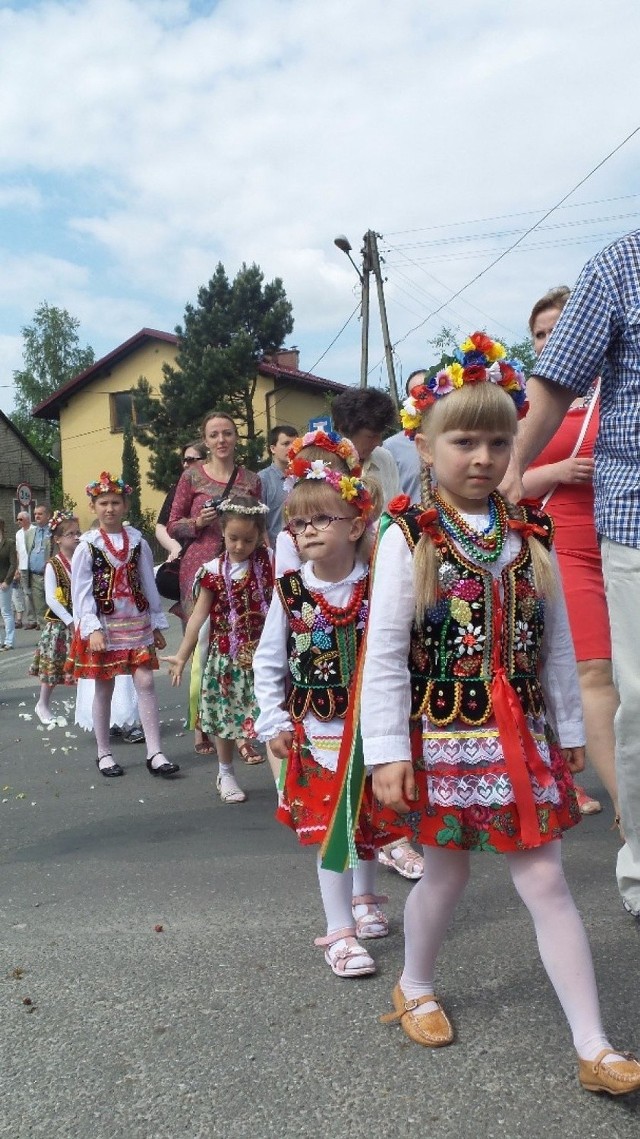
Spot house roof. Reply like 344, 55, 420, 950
32, 328, 180, 419
0, 409, 56, 475
32, 327, 346, 419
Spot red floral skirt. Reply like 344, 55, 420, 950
276, 738, 393, 860
372, 743, 581, 854
65, 628, 158, 681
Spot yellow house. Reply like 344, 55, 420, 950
32, 329, 346, 529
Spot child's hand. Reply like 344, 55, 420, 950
269, 731, 294, 760
161, 656, 185, 686
89, 630, 106, 653
564, 746, 585, 774
372, 761, 417, 814
153, 630, 167, 651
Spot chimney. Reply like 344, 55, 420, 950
274, 346, 300, 371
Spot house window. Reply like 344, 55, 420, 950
110, 391, 147, 432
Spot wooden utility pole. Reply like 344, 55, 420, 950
368, 230, 399, 408
360, 232, 371, 388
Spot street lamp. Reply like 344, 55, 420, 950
334, 233, 369, 387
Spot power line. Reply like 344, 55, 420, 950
383, 192, 640, 238
305, 301, 361, 376
381, 124, 640, 360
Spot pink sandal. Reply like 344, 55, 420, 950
378, 839, 424, 880
352, 894, 389, 939
314, 927, 376, 978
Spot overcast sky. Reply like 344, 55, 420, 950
0, 0, 638, 413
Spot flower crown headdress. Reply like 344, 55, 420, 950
287, 429, 362, 477
85, 472, 132, 499
49, 509, 77, 534
288, 458, 374, 518
400, 332, 528, 439
216, 499, 269, 517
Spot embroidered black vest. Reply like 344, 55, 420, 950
392, 504, 554, 726
43, 556, 71, 622
276, 569, 369, 722
88, 542, 149, 615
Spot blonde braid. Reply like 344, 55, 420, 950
413, 466, 443, 622
501, 495, 556, 598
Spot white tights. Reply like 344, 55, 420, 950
94, 669, 163, 764
316, 853, 378, 935
401, 842, 614, 1061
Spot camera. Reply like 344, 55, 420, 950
204, 498, 220, 510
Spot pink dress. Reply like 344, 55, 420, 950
167, 462, 261, 615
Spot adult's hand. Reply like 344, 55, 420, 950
196, 505, 218, 530
557, 456, 594, 485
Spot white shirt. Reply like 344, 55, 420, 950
16, 526, 33, 572
363, 446, 400, 508
44, 561, 73, 626
383, 431, 422, 503
71, 526, 168, 640
361, 520, 585, 766
254, 559, 368, 771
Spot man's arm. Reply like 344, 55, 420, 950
500, 377, 575, 502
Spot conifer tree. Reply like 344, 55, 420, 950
121, 420, 143, 530
134, 262, 294, 491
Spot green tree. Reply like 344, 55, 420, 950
121, 420, 143, 531
133, 262, 294, 491
11, 303, 95, 506
11, 302, 95, 455
427, 325, 536, 374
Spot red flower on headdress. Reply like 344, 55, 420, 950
462, 364, 486, 384
387, 494, 411, 516
470, 332, 494, 356
289, 457, 311, 478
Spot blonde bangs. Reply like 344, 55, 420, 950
284, 478, 353, 523
422, 382, 517, 440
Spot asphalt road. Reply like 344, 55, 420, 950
1, 625, 639, 1139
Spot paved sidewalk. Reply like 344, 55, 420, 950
1, 627, 639, 1137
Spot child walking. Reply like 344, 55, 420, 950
164, 495, 273, 804
361, 334, 640, 1094
67, 472, 179, 780
253, 431, 393, 978
31, 511, 80, 726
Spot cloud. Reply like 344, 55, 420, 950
0, 0, 638, 408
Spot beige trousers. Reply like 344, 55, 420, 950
601, 537, 640, 916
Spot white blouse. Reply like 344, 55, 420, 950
253, 559, 368, 771
361, 517, 585, 766
44, 561, 73, 626
71, 526, 168, 640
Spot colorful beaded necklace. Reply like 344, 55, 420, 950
434, 491, 508, 564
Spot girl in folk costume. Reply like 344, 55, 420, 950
67, 473, 179, 781
361, 334, 640, 1095
253, 432, 393, 979
164, 495, 273, 805
31, 511, 80, 726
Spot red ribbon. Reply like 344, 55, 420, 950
508, 517, 548, 542
489, 580, 551, 846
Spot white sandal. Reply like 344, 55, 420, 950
378, 839, 424, 880
352, 893, 389, 939
216, 772, 247, 804
314, 927, 376, 978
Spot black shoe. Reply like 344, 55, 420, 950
146, 753, 180, 778
96, 755, 124, 778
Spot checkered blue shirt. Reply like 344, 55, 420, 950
533, 229, 640, 547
